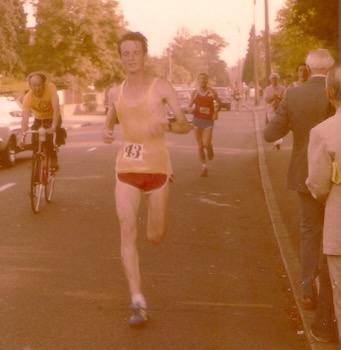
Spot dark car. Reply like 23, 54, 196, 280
213, 87, 232, 111
0, 96, 33, 167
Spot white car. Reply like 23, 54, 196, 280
167, 88, 194, 123
0, 96, 33, 167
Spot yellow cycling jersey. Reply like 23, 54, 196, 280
22, 82, 58, 120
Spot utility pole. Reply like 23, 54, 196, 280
226, 22, 241, 91
236, 24, 241, 92
264, 0, 271, 82
168, 46, 172, 84
253, 0, 259, 106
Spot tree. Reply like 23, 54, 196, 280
270, 0, 338, 84
0, 0, 28, 76
242, 27, 265, 88
169, 28, 229, 85
28, 0, 126, 89
291, 0, 339, 57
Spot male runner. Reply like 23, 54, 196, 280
188, 73, 220, 177
103, 31, 191, 327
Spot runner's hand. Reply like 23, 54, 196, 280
46, 127, 55, 134
103, 129, 114, 144
149, 121, 166, 137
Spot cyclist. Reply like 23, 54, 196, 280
20, 72, 60, 170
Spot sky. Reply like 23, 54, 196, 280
117, 0, 287, 66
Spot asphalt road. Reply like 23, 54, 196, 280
0, 106, 326, 350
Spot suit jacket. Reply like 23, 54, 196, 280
264, 76, 335, 192
306, 108, 341, 255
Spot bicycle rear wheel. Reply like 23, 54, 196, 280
30, 154, 44, 213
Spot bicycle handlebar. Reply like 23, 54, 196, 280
22, 127, 55, 144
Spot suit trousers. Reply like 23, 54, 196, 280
297, 192, 335, 336
327, 255, 341, 341
296, 191, 324, 297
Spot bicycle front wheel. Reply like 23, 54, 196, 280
30, 154, 44, 213
45, 168, 55, 202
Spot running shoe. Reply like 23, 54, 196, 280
309, 328, 333, 343
200, 168, 208, 177
128, 303, 148, 327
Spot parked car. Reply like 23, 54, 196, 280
0, 96, 33, 167
213, 87, 232, 111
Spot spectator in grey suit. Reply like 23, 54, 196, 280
264, 48, 336, 343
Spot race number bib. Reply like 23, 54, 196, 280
199, 106, 210, 115
123, 142, 144, 161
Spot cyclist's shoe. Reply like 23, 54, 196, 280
128, 303, 148, 327
50, 158, 59, 171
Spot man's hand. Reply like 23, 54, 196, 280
46, 126, 55, 134
103, 129, 114, 144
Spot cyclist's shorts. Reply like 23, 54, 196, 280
192, 116, 214, 129
116, 173, 173, 193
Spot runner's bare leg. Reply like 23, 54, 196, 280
115, 180, 145, 306
145, 182, 169, 244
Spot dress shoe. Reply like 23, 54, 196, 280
310, 328, 334, 343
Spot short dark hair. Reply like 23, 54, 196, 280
296, 63, 307, 72
198, 72, 209, 79
118, 31, 148, 56
27, 71, 47, 83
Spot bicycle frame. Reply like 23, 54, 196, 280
23, 127, 56, 213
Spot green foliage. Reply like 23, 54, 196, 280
2, 0, 337, 94
27, 0, 126, 89
242, 28, 265, 87
271, 0, 339, 84
291, 0, 339, 55
169, 28, 229, 85
271, 27, 323, 84
0, 0, 28, 76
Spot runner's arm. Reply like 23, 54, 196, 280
103, 89, 118, 144
211, 89, 221, 120
164, 82, 191, 134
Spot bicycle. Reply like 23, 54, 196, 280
23, 127, 58, 213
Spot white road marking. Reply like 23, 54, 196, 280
178, 301, 273, 308
0, 183, 16, 192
